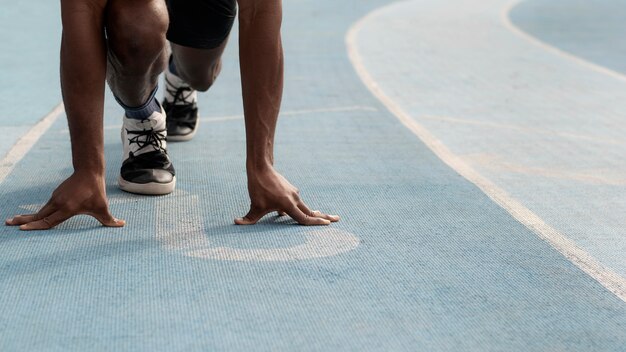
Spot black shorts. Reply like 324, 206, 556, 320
166, 0, 237, 50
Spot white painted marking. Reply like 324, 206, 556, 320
465, 153, 626, 186
18, 204, 43, 213
18, 196, 139, 214
0, 103, 64, 184
502, 0, 626, 83
421, 115, 626, 147
346, 5, 626, 302
75, 105, 378, 133
187, 228, 360, 262
198, 105, 378, 123
156, 193, 359, 262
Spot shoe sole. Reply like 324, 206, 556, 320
118, 176, 176, 195
167, 119, 199, 142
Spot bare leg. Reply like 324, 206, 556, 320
170, 40, 229, 92
162, 39, 230, 141
105, 0, 169, 106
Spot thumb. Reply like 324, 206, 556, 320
92, 210, 125, 227
234, 206, 267, 225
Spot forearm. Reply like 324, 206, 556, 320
237, 0, 284, 173
60, 0, 108, 175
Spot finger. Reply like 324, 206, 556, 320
19, 210, 72, 231
297, 201, 340, 222
286, 205, 331, 226
99, 216, 125, 227
83, 205, 126, 228
235, 206, 270, 225
6, 202, 57, 226
6, 198, 58, 225
89, 212, 125, 228
6, 214, 38, 226
311, 210, 341, 223
277, 211, 287, 216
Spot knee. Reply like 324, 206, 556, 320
178, 62, 221, 92
107, 1, 168, 74
185, 73, 216, 92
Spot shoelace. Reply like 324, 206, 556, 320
126, 127, 167, 153
165, 75, 195, 105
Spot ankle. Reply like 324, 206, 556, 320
117, 86, 161, 120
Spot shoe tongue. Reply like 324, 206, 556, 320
123, 112, 167, 156
126, 113, 164, 130
139, 118, 159, 130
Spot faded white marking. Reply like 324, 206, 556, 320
65, 105, 378, 133
346, 4, 626, 302
422, 115, 626, 147
18, 195, 142, 214
18, 204, 43, 213
187, 229, 360, 262
466, 153, 626, 186
198, 105, 378, 123
156, 193, 359, 262
0, 103, 64, 184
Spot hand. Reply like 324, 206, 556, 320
5, 171, 125, 231
235, 167, 340, 226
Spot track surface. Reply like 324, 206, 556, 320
1, 0, 625, 350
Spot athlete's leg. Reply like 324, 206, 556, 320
170, 42, 228, 92
105, 0, 169, 106
105, 0, 176, 195
166, 0, 236, 91
161, 0, 236, 141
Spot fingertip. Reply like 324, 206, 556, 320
111, 218, 126, 227
306, 218, 331, 226
235, 217, 256, 225
329, 215, 341, 222
319, 218, 332, 226
5, 218, 14, 226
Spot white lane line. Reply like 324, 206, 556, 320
346, 5, 626, 302
0, 103, 65, 185
198, 105, 378, 123
502, 0, 626, 83
421, 115, 626, 147
68, 105, 378, 133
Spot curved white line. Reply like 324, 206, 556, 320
156, 193, 360, 262
186, 228, 360, 262
346, 3, 626, 302
502, 0, 626, 83
0, 102, 65, 184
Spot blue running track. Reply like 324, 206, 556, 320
1, 0, 625, 350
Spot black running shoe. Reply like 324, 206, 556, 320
162, 67, 199, 142
118, 108, 176, 195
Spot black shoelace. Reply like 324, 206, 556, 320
126, 127, 167, 153
165, 75, 195, 105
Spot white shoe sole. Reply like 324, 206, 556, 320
167, 119, 199, 142
118, 175, 176, 195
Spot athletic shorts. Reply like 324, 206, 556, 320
166, 0, 237, 50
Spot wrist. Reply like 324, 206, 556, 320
246, 158, 273, 175
73, 159, 105, 177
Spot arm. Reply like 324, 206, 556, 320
6, 0, 123, 230
234, 0, 339, 225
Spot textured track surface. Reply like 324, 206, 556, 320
1, 0, 625, 351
